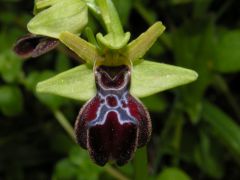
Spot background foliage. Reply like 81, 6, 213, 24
1, 0, 240, 179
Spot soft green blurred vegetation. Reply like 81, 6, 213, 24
1, 0, 240, 179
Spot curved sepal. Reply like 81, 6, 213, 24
28, 0, 88, 38
131, 60, 198, 97
36, 64, 95, 101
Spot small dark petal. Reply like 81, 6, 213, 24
13, 34, 59, 58
32, 37, 59, 57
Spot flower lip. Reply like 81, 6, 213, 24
75, 65, 151, 166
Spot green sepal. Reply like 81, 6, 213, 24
36, 64, 95, 101
28, 0, 88, 38
131, 60, 198, 97
36, 60, 197, 101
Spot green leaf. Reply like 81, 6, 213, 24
112, 0, 133, 26
131, 60, 198, 98
157, 167, 191, 180
214, 29, 240, 73
52, 146, 102, 180
28, 0, 88, 38
193, 0, 213, 18
202, 101, 240, 158
193, 131, 223, 179
140, 95, 166, 112
171, 21, 215, 123
0, 85, 23, 117
0, 50, 22, 83
36, 64, 95, 101
55, 53, 71, 72
26, 71, 68, 109
52, 159, 80, 180
133, 147, 148, 180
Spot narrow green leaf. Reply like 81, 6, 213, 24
131, 60, 198, 98
193, 131, 223, 179
126, 22, 165, 62
36, 64, 95, 101
202, 101, 240, 158
28, 0, 88, 38
59, 31, 104, 64
157, 167, 191, 180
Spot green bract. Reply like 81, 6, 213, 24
28, 0, 88, 38
30, 0, 198, 101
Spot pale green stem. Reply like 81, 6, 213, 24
52, 109, 75, 141
171, 115, 184, 166
133, 2, 156, 25
105, 165, 130, 180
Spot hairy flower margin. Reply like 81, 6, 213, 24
13, 0, 198, 166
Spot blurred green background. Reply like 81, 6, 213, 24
1, 0, 240, 179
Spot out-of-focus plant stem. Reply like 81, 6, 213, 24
213, 75, 240, 121
133, 147, 148, 180
105, 165, 130, 180
52, 109, 75, 141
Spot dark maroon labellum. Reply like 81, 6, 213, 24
75, 65, 151, 166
